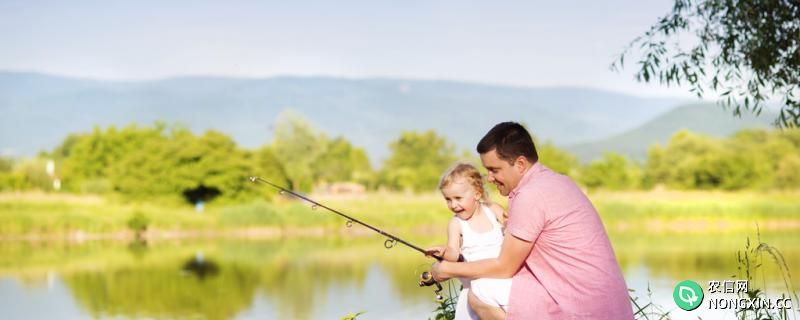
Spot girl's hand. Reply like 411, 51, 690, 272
424, 245, 446, 258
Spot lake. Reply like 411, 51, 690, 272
1, 230, 798, 320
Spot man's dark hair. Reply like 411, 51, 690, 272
476, 122, 538, 164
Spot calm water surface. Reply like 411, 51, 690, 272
1, 232, 798, 320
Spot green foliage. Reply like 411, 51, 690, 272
36, 122, 293, 203
580, 153, 641, 190
614, 0, 800, 127
646, 131, 726, 189
127, 211, 149, 235
735, 233, 797, 320
13, 158, 53, 191
48, 133, 84, 160
271, 111, 329, 192
627, 232, 798, 320
269, 111, 374, 191
78, 179, 112, 194
536, 140, 579, 177
108, 128, 257, 203
5, 118, 799, 197
314, 137, 374, 186
429, 281, 459, 320
382, 130, 458, 192
0, 156, 12, 173
252, 147, 292, 197
0, 175, 14, 192
643, 129, 800, 190
0, 157, 22, 192
166, 130, 261, 203
629, 285, 671, 320
60, 124, 166, 192
340, 311, 365, 320
775, 154, 800, 189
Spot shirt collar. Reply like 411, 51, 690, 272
508, 161, 543, 199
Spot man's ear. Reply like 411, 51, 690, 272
514, 155, 528, 172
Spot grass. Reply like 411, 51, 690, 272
0, 196, 212, 235
624, 230, 800, 320
0, 189, 798, 238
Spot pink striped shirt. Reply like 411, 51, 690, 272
505, 163, 633, 319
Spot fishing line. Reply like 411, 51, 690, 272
249, 176, 442, 261
250, 176, 448, 299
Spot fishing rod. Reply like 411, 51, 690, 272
249, 176, 446, 298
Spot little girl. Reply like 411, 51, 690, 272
426, 162, 511, 320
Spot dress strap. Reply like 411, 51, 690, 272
482, 204, 502, 229
457, 215, 472, 235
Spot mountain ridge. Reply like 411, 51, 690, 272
1, 71, 691, 164
565, 103, 775, 162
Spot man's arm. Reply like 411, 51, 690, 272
431, 232, 533, 280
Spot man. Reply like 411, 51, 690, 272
431, 122, 633, 319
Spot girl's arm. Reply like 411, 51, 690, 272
443, 218, 462, 262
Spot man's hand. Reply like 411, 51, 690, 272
430, 261, 452, 282
429, 233, 534, 280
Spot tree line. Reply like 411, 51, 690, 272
1, 113, 798, 204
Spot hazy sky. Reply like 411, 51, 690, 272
0, 0, 691, 97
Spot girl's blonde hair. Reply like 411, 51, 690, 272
438, 162, 489, 202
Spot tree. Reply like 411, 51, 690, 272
270, 111, 328, 192
579, 153, 641, 190
108, 133, 170, 198
253, 147, 292, 194
645, 130, 723, 189
0, 156, 14, 191
60, 124, 166, 193
643, 129, 784, 190
535, 139, 579, 177
313, 137, 374, 185
614, 0, 800, 127
775, 154, 800, 188
382, 130, 458, 192
0, 156, 13, 173
111, 129, 266, 203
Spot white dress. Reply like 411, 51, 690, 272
454, 204, 512, 320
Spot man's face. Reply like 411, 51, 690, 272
480, 149, 524, 196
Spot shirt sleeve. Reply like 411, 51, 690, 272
505, 189, 546, 242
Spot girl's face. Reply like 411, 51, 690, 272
440, 179, 481, 220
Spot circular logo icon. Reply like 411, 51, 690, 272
673, 280, 704, 311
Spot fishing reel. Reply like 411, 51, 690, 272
418, 271, 443, 300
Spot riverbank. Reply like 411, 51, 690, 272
1, 190, 799, 240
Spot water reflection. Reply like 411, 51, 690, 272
181, 252, 220, 280
0, 232, 797, 320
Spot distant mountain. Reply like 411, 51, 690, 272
0, 71, 685, 164
565, 103, 775, 162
